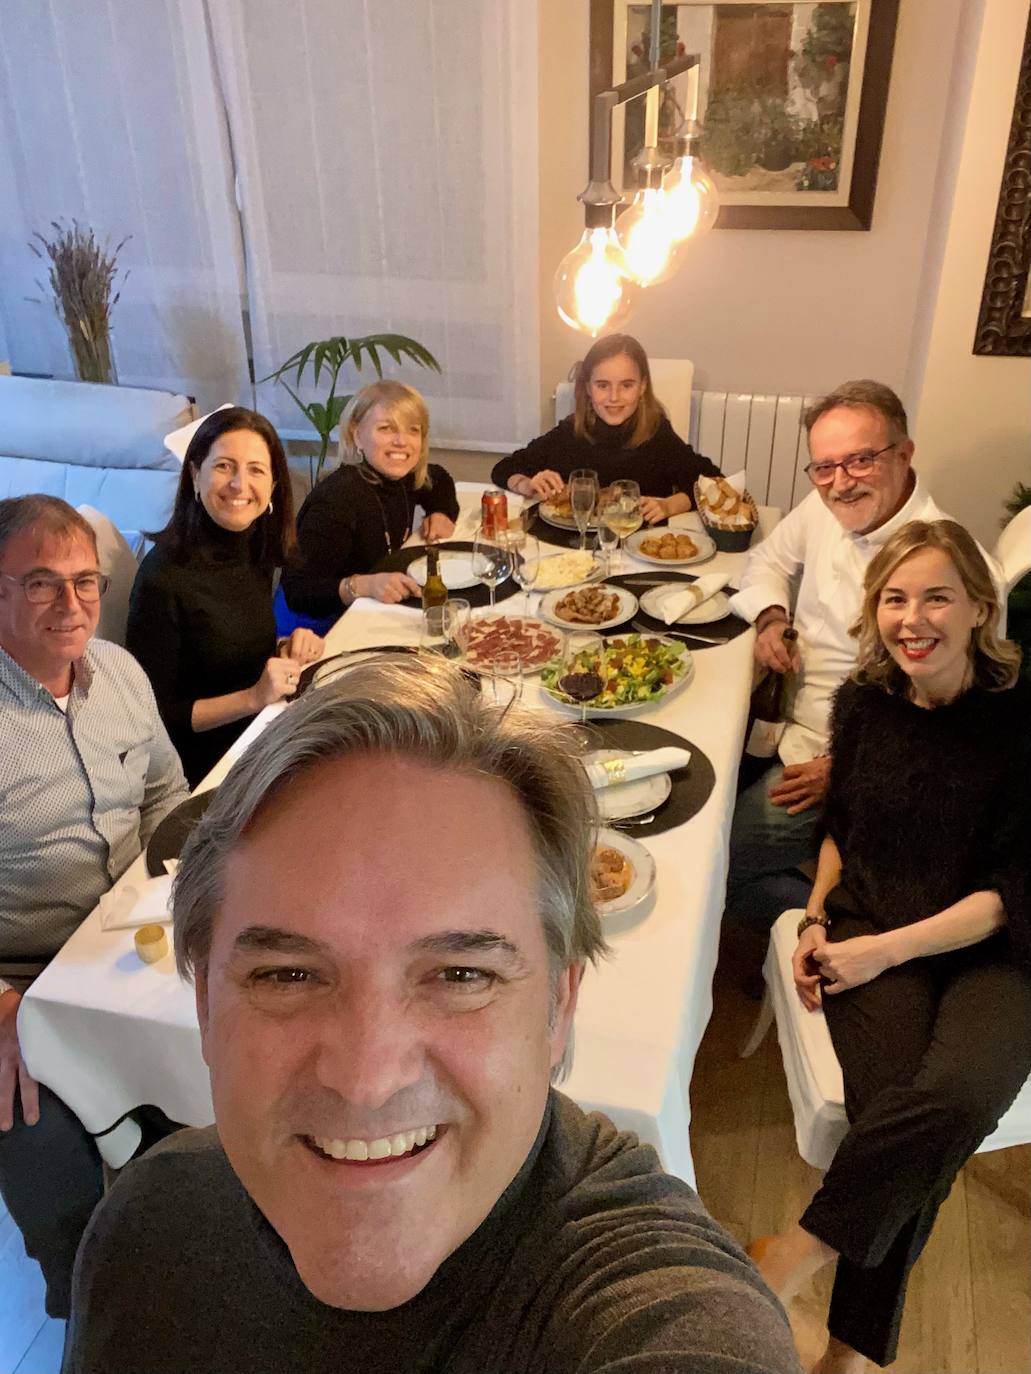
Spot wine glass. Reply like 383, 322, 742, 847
557, 630, 604, 724
472, 534, 513, 611
511, 532, 540, 615
594, 524, 619, 577
569, 468, 599, 552
600, 479, 642, 573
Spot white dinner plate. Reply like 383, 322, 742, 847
408, 552, 479, 590
541, 637, 695, 717
538, 504, 600, 532
538, 583, 637, 631
625, 529, 717, 567
533, 552, 607, 592
586, 751, 672, 820
639, 587, 731, 625
593, 827, 657, 916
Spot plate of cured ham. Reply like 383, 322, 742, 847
462, 615, 563, 674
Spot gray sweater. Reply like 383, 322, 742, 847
63, 1092, 800, 1374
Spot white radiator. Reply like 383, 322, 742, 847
690, 391, 814, 513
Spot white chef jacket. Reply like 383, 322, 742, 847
728, 479, 993, 764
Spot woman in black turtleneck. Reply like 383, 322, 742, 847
279, 381, 459, 625
126, 407, 323, 786
491, 334, 719, 525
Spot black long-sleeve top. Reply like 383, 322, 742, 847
126, 517, 276, 787
823, 676, 1031, 967
280, 461, 460, 618
490, 414, 720, 497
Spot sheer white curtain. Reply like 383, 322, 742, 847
208, 0, 539, 450
0, 0, 250, 408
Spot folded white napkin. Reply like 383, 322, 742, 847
651, 574, 731, 626
584, 747, 690, 789
99, 875, 174, 932
723, 469, 747, 495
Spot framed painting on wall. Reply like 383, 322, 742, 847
590, 0, 900, 229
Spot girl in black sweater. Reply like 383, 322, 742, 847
280, 381, 459, 626
127, 408, 323, 786
490, 334, 718, 524
751, 520, 1031, 1372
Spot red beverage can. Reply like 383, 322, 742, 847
481, 490, 508, 539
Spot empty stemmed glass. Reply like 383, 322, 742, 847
486, 649, 522, 706
472, 533, 513, 611
569, 468, 599, 551
600, 479, 642, 573
557, 630, 604, 724
511, 532, 540, 615
594, 524, 619, 577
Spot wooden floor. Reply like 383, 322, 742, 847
2, 936, 1027, 1373
690, 933, 1031, 1373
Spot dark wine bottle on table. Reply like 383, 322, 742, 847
421, 547, 448, 610
745, 626, 798, 759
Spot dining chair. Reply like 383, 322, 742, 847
993, 502, 1031, 598
741, 908, 1031, 1170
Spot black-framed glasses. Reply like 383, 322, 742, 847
804, 444, 897, 486
0, 572, 111, 605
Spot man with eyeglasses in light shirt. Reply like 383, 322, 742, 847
0, 495, 188, 1319
724, 380, 998, 936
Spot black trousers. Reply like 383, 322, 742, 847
800, 918, 1031, 1366
0, 1082, 104, 1319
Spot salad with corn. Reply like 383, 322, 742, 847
542, 634, 689, 709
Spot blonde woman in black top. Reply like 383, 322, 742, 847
751, 520, 1031, 1372
281, 381, 459, 624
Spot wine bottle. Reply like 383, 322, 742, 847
421, 547, 448, 610
745, 626, 798, 759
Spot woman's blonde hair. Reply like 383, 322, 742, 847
338, 380, 432, 489
571, 334, 665, 447
852, 519, 1020, 693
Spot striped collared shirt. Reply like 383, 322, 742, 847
0, 638, 189, 965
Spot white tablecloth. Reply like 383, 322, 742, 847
20, 489, 779, 1176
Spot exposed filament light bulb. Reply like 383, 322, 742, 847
664, 152, 718, 242
554, 225, 638, 336
615, 185, 685, 286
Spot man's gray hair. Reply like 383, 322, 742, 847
0, 494, 98, 560
173, 655, 608, 984
804, 380, 909, 442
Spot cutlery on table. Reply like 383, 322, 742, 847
631, 620, 726, 647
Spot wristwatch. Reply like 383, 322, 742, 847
797, 913, 830, 939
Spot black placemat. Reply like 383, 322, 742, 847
371, 541, 520, 609
576, 718, 716, 837
146, 791, 216, 878
607, 571, 749, 644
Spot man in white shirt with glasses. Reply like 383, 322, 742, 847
725, 380, 987, 934
0, 494, 187, 1318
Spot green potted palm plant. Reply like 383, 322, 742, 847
262, 333, 441, 487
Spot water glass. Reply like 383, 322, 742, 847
487, 649, 522, 706
420, 598, 470, 659
594, 525, 619, 576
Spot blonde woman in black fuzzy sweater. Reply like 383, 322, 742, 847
751, 519, 1031, 1374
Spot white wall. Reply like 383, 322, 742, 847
537, 0, 968, 402
907, 0, 1031, 546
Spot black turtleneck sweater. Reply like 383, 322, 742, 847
126, 517, 276, 786
490, 413, 720, 497
824, 676, 1031, 967
281, 462, 460, 618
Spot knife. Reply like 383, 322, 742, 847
631, 620, 728, 647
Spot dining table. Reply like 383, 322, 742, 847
18, 482, 780, 1184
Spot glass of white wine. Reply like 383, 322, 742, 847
569, 468, 599, 552
600, 480, 642, 573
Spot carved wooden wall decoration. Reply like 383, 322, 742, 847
974, 4, 1031, 356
